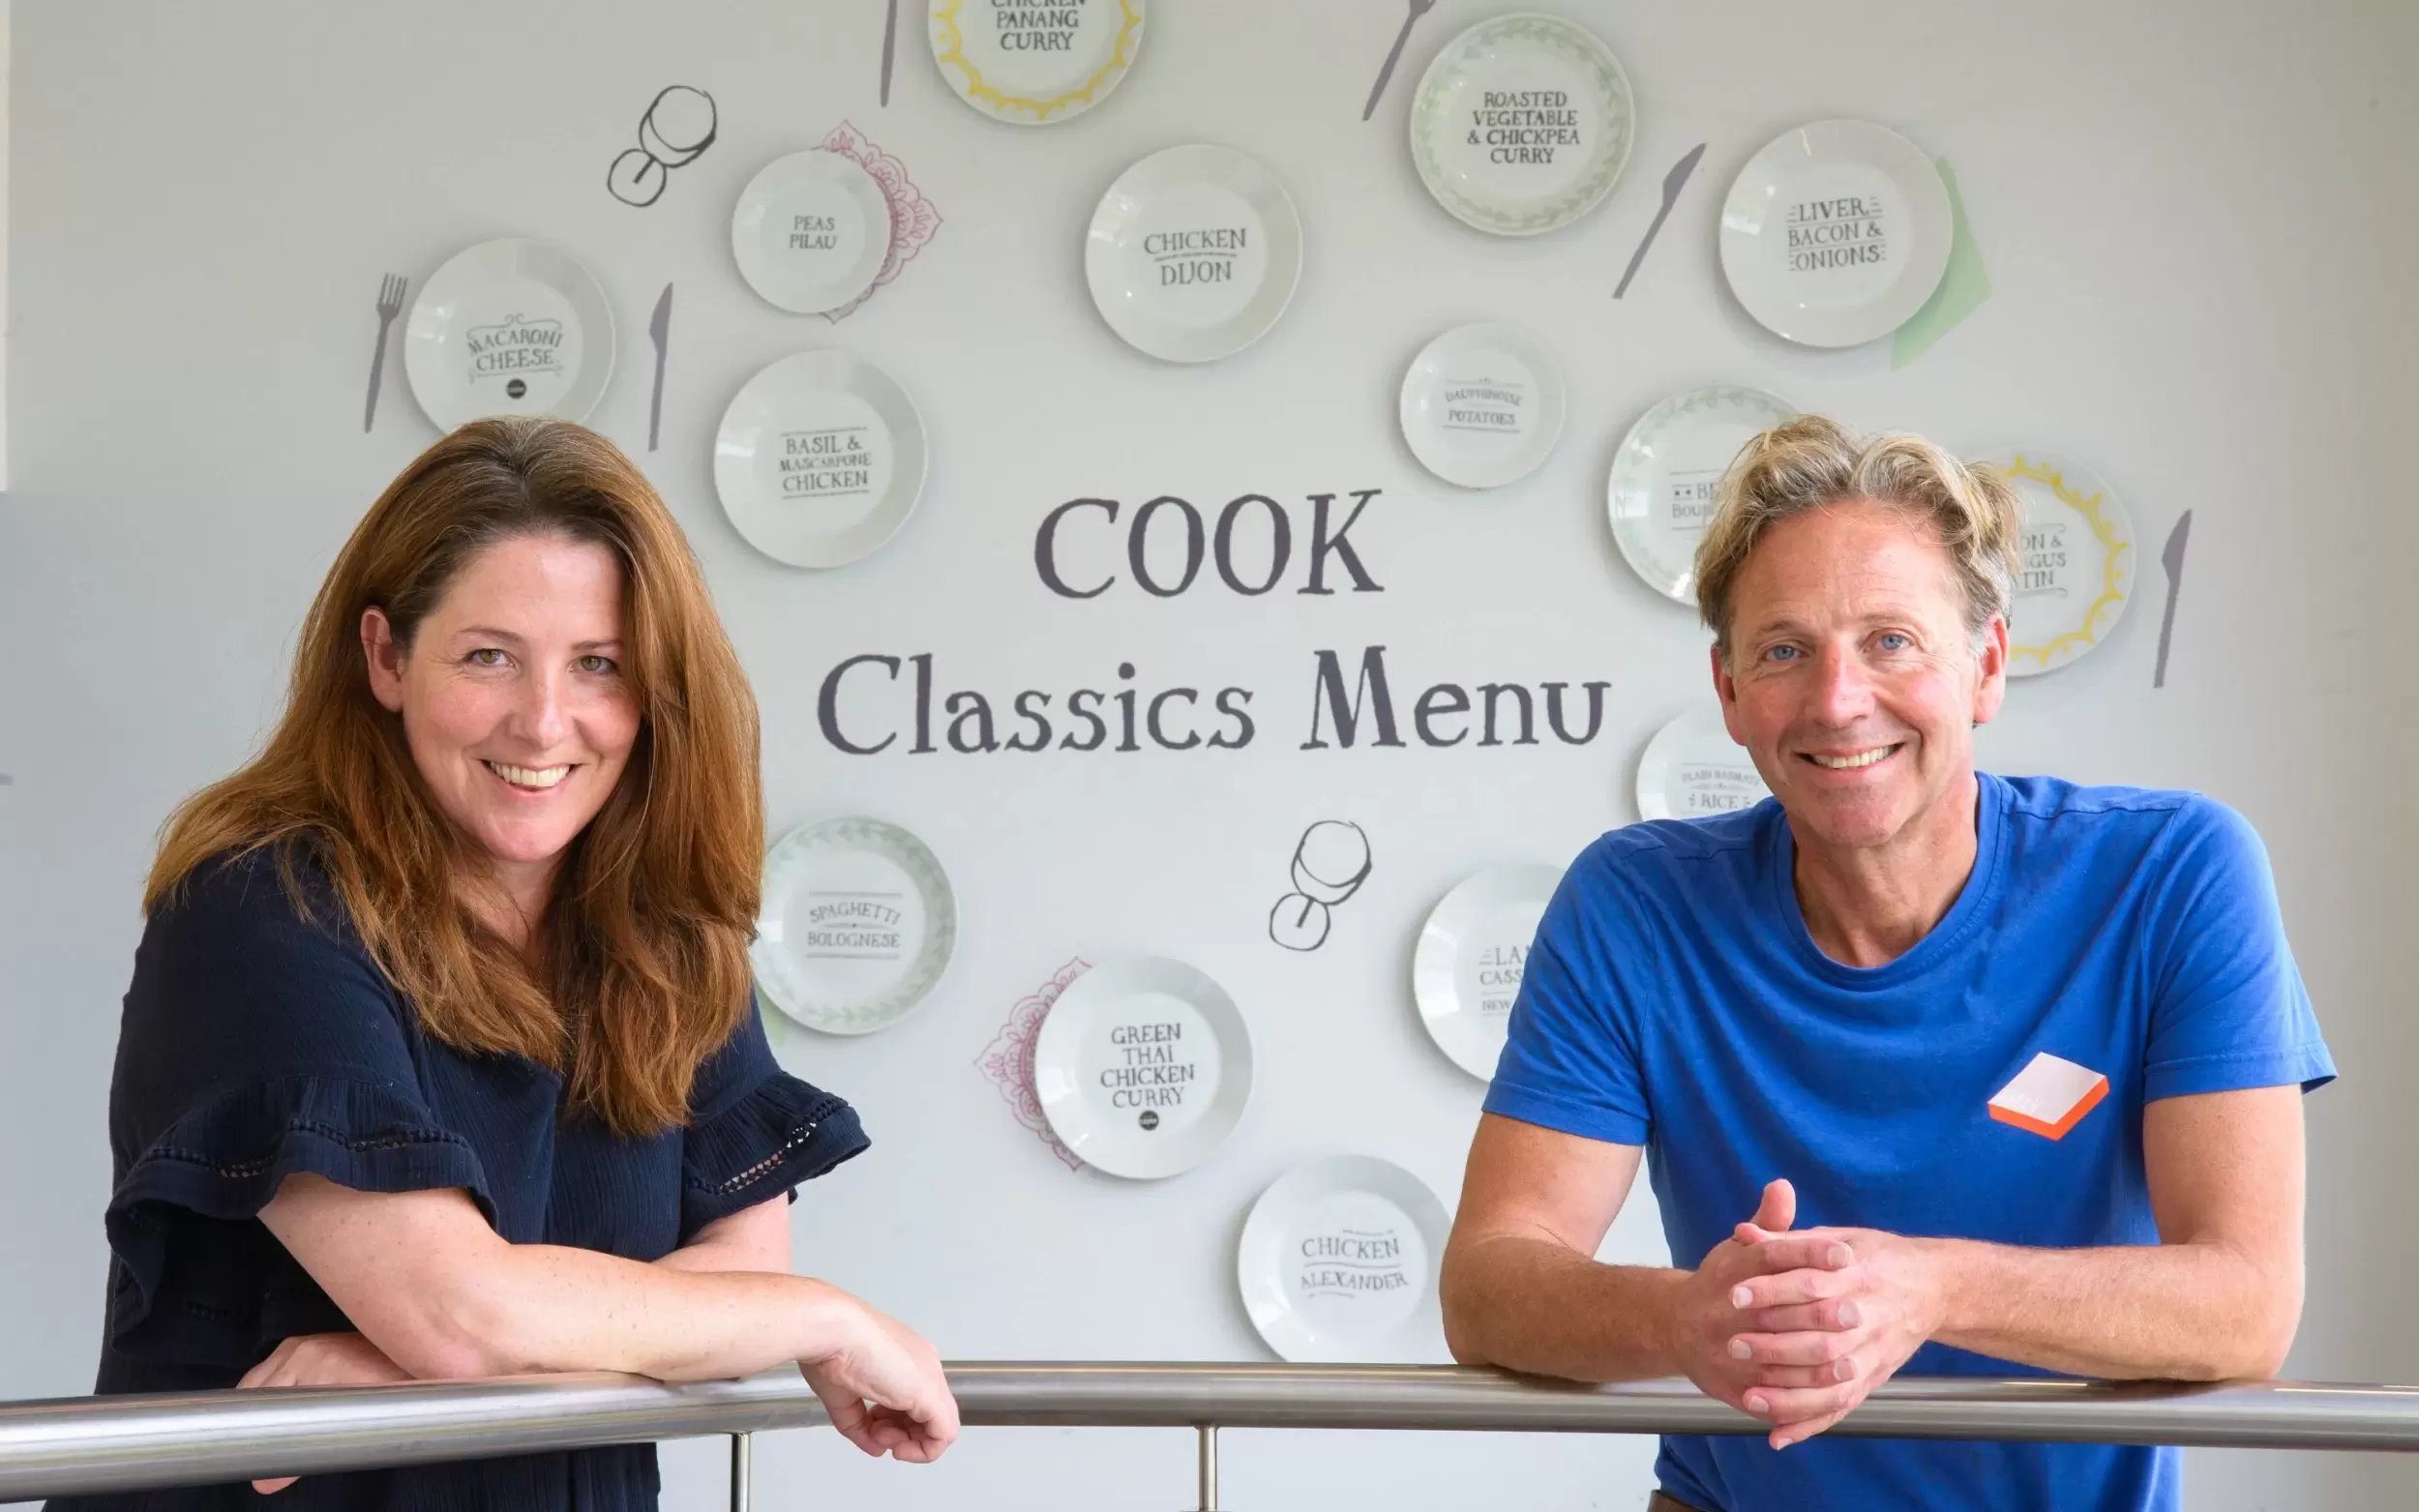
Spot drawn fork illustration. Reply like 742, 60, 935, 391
364, 273, 407, 433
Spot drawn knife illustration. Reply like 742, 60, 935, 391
881, 0, 902, 105
1616, 143, 1707, 299
646, 282, 673, 454
2152, 510, 2192, 689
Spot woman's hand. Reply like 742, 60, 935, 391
236, 1332, 414, 1494
798, 1302, 960, 1464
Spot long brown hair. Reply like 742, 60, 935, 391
149, 417, 762, 1135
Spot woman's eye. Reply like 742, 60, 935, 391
466, 648, 509, 667
576, 655, 618, 675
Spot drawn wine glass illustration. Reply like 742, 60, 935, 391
1269, 819, 1372, 953
609, 84, 720, 208
641, 85, 717, 164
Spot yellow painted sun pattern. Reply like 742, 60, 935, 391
2004, 454, 2132, 672
932, 0, 1144, 124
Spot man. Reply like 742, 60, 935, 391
1440, 417, 2332, 1512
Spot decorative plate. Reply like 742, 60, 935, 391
731, 150, 895, 315
1409, 15, 1635, 237
1606, 385, 1796, 603
712, 350, 929, 569
1399, 322, 1567, 489
1085, 144, 1303, 363
1412, 863, 1564, 1082
1035, 956, 1252, 1179
403, 238, 614, 431
752, 817, 957, 1035
1238, 1155, 1452, 1363
929, 0, 1145, 125
1635, 705, 1771, 821
1989, 450, 2136, 676
1717, 119, 1954, 347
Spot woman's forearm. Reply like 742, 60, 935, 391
448, 1243, 864, 1380
261, 1177, 843, 1382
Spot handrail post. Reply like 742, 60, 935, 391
729, 1431, 751, 1512
1197, 1423, 1218, 1511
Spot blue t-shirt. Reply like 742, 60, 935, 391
1483, 774, 2334, 1512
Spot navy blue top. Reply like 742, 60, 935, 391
1486, 775, 2333, 1512
53, 846, 869, 1511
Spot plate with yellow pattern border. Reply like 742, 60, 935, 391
929, 0, 1145, 126
1988, 451, 2136, 677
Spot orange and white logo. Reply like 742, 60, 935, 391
1987, 1052, 2109, 1141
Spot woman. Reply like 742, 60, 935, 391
58, 417, 957, 1509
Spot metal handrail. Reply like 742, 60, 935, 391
5, 1365, 2418, 1502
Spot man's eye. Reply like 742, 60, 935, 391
576, 655, 618, 675
1764, 645, 1801, 663
1877, 633, 1912, 651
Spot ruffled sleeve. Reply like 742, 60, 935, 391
678, 997, 869, 1241
101, 847, 493, 1364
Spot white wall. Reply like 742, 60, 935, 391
5, 2, 2415, 1507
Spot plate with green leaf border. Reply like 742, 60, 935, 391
751, 816, 957, 1035
1409, 15, 1635, 237
1607, 385, 1797, 603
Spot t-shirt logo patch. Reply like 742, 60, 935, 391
1987, 1052, 2110, 1141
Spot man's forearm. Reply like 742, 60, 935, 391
1928, 1236, 2298, 1380
1441, 1234, 1691, 1382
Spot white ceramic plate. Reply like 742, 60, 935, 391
1085, 144, 1302, 363
1635, 706, 1771, 821
403, 238, 614, 432
1035, 956, 1252, 1179
732, 151, 895, 314
1718, 119, 1953, 347
713, 350, 928, 570
1399, 323, 1567, 489
1988, 450, 2137, 677
1239, 1155, 1451, 1364
1409, 14, 1635, 237
751, 817, 957, 1036
929, 0, 1145, 126
1607, 385, 1796, 603
1413, 864, 1563, 1082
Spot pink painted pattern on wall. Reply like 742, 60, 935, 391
975, 958, 1090, 1171
819, 121, 941, 323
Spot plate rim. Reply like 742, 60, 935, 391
1605, 383, 1797, 604
928, 0, 1148, 126
711, 348, 930, 570
730, 149, 896, 315
1985, 448, 2138, 677
1033, 954, 1254, 1179
1397, 321, 1568, 489
1237, 1153, 1452, 1363
403, 236, 617, 433
1717, 116, 1955, 348
1083, 142, 1304, 364
1411, 861, 1565, 1082
750, 815, 958, 1036
1407, 12, 1637, 238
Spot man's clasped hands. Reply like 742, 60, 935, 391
1678, 1178, 1952, 1450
